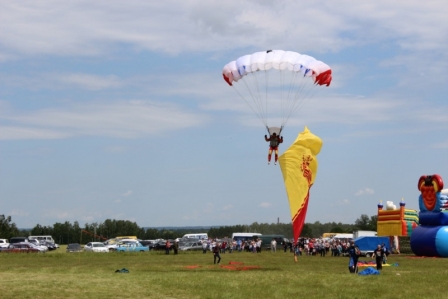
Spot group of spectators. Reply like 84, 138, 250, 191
184, 236, 356, 257
296, 238, 352, 257
199, 238, 263, 254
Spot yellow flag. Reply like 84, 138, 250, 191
279, 126, 322, 243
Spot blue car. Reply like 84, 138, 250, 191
116, 242, 149, 252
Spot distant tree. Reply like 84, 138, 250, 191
300, 224, 312, 238
98, 219, 143, 239
31, 224, 53, 236
369, 215, 378, 231
354, 214, 377, 231
0, 215, 20, 239
159, 229, 176, 240
330, 226, 344, 233
143, 228, 161, 240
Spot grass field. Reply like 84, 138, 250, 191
0, 247, 446, 299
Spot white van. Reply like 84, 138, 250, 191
28, 235, 56, 243
182, 233, 208, 240
231, 232, 262, 241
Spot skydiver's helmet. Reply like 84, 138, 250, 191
272, 132, 277, 136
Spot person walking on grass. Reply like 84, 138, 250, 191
165, 240, 171, 255
271, 239, 277, 253
372, 244, 384, 270
348, 241, 360, 273
213, 242, 221, 264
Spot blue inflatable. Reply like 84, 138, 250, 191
410, 174, 448, 257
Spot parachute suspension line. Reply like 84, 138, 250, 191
264, 69, 269, 125
232, 83, 267, 127
290, 83, 323, 116
280, 70, 304, 128
283, 76, 313, 124
280, 69, 285, 123
254, 70, 268, 124
282, 70, 301, 127
283, 74, 317, 126
244, 72, 263, 121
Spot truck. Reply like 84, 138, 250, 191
354, 236, 390, 257
255, 234, 289, 251
182, 233, 208, 240
353, 231, 377, 239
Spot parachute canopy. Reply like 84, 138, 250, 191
222, 50, 332, 130
278, 126, 322, 243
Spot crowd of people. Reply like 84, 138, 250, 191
163, 236, 391, 271
199, 238, 263, 254
180, 236, 359, 257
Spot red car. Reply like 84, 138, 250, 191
1, 243, 40, 253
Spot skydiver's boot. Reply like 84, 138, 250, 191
268, 155, 271, 165
274, 154, 278, 165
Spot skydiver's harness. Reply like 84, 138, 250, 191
269, 137, 279, 148
266, 126, 283, 148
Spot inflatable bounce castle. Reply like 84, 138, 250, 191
410, 174, 448, 257
377, 199, 419, 237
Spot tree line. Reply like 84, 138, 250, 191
0, 214, 378, 244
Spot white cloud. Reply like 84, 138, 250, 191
42, 210, 70, 220
1, 1, 447, 59
260, 202, 272, 208
56, 73, 123, 91
105, 146, 128, 153
203, 203, 214, 214
222, 205, 234, 211
121, 190, 132, 197
0, 100, 209, 140
9, 209, 30, 217
355, 188, 375, 196
335, 199, 350, 206
432, 141, 448, 149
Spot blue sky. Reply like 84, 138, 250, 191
1, 0, 447, 229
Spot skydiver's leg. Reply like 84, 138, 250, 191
268, 148, 273, 164
274, 148, 279, 163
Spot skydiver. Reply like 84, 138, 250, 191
265, 132, 283, 165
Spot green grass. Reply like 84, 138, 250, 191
0, 247, 447, 299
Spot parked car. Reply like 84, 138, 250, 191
140, 240, 157, 247
152, 239, 175, 251
66, 243, 83, 253
9, 237, 29, 244
84, 242, 109, 253
42, 241, 58, 251
28, 239, 48, 252
0, 239, 9, 248
1, 243, 40, 253
116, 242, 149, 252
179, 241, 203, 251
106, 239, 138, 252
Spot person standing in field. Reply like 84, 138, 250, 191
372, 244, 384, 270
213, 242, 221, 264
294, 243, 300, 262
165, 240, 171, 255
202, 240, 207, 254
256, 239, 262, 253
381, 243, 389, 264
271, 239, 277, 252
348, 241, 360, 273
173, 240, 178, 255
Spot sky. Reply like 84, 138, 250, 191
1, 0, 447, 229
